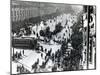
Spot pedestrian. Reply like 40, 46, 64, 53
37, 58, 39, 64
15, 52, 17, 59
23, 50, 24, 55
52, 53, 54, 62
41, 46, 43, 52
18, 53, 20, 59
22, 65, 24, 72
45, 48, 47, 53
45, 55, 47, 60
41, 53, 43, 58
19, 65, 21, 73
16, 51, 18, 59
17, 65, 18, 72
19, 51, 22, 58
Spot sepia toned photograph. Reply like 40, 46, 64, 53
11, 0, 96, 74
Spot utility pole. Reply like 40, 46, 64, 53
87, 6, 91, 69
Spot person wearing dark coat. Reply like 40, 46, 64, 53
23, 50, 24, 55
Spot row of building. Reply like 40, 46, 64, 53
11, 0, 58, 22
82, 6, 96, 69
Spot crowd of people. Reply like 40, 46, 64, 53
16, 64, 30, 74
12, 50, 24, 61
12, 12, 82, 73
13, 13, 77, 43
